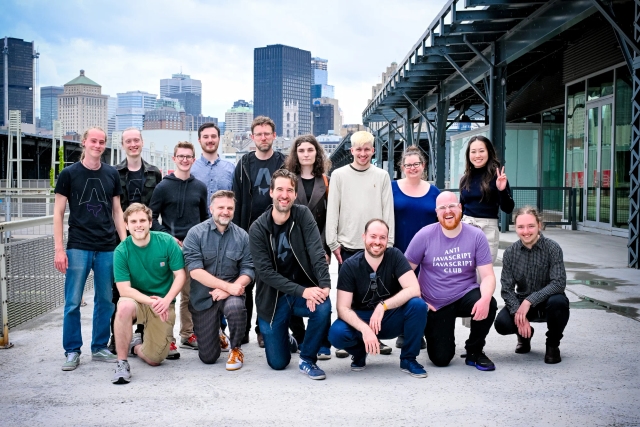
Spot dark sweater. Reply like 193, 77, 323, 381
149, 173, 208, 240
460, 166, 514, 219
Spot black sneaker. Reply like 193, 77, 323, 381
379, 341, 392, 355
465, 351, 495, 371
107, 335, 116, 354
350, 354, 366, 371
395, 335, 404, 348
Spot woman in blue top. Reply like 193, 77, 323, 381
459, 135, 514, 263
392, 146, 440, 348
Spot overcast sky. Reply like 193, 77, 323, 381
3, 0, 444, 125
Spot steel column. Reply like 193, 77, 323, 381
629, 0, 640, 268
489, 43, 508, 232
435, 96, 449, 189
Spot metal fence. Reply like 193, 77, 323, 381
0, 214, 92, 347
0, 193, 57, 218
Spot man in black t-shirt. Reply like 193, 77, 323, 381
328, 219, 428, 378
232, 116, 286, 346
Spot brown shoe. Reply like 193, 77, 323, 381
544, 345, 561, 364
257, 333, 265, 348
241, 334, 249, 344
226, 348, 244, 371
515, 327, 534, 354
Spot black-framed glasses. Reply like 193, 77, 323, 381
175, 155, 195, 161
253, 132, 273, 138
403, 162, 423, 169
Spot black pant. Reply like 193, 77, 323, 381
494, 293, 570, 347
337, 247, 362, 273
425, 288, 497, 367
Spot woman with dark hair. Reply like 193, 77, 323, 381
284, 134, 333, 359
392, 146, 439, 349
459, 135, 514, 263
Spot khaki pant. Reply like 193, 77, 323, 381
178, 267, 194, 341
118, 297, 176, 364
461, 216, 499, 263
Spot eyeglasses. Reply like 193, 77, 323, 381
175, 155, 194, 161
403, 162, 423, 169
253, 132, 273, 138
435, 203, 460, 211
362, 273, 390, 308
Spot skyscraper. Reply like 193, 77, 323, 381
1, 37, 35, 126
40, 86, 64, 131
254, 44, 312, 137
115, 90, 157, 131
160, 73, 202, 116
225, 102, 253, 134
57, 70, 108, 135
311, 57, 334, 99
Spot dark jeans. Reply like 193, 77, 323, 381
494, 293, 570, 347
289, 315, 332, 350
257, 294, 331, 370
425, 288, 497, 367
328, 297, 427, 361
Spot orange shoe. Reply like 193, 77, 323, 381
220, 329, 230, 352
226, 348, 244, 371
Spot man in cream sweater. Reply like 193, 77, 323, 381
325, 130, 395, 356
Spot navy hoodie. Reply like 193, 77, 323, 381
149, 173, 208, 241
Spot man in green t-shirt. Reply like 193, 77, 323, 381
111, 203, 186, 384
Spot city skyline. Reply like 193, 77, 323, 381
2, 0, 441, 126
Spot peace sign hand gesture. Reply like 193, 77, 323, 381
496, 166, 508, 191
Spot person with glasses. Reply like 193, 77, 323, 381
328, 219, 428, 378
405, 191, 498, 371
392, 146, 440, 349
149, 142, 208, 359
459, 135, 514, 263
232, 116, 287, 348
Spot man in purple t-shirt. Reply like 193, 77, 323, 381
405, 191, 498, 371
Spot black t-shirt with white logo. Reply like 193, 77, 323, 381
127, 168, 144, 205
249, 155, 282, 225
273, 217, 314, 288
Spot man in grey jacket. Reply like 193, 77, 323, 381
249, 169, 331, 380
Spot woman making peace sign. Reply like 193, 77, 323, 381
459, 135, 514, 263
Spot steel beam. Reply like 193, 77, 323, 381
453, 8, 532, 22
489, 43, 508, 232
590, 0, 640, 55
435, 96, 449, 188
629, 0, 640, 268
441, 51, 489, 105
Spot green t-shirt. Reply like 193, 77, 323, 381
114, 231, 185, 298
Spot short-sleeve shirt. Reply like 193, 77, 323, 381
54, 162, 122, 252
405, 223, 492, 310
337, 248, 412, 311
114, 231, 184, 299
249, 155, 283, 224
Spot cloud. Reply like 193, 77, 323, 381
3, 0, 442, 124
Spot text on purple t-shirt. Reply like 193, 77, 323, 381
404, 223, 492, 310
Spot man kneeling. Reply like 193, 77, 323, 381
112, 203, 186, 384
328, 219, 428, 378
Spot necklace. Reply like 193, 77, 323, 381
83, 160, 101, 171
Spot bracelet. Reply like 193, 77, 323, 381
380, 301, 388, 311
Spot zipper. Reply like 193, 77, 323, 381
242, 160, 253, 227
289, 220, 318, 288
269, 231, 279, 326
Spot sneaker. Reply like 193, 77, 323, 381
220, 329, 230, 352
167, 342, 181, 360
257, 333, 265, 348
350, 354, 367, 371
226, 348, 244, 371
241, 334, 250, 345
181, 333, 198, 350
421, 337, 427, 350
395, 335, 404, 348
92, 348, 117, 363
129, 333, 142, 357
317, 346, 332, 360
544, 345, 561, 364
516, 327, 534, 354
465, 351, 496, 371
62, 352, 80, 371
289, 334, 299, 353
299, 359, 326, 380
111, 360, 131, 384
107, 335, 116, 354
335, 349, 349, 358
379, 341, 392, 355
400, 358, 428, 378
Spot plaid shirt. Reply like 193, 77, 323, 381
500, 234, 566, 314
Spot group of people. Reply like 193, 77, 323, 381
53, 116, 570, 385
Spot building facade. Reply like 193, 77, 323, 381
57, 70, 108, 136
254, 44, 312, 136
312, 103, 334, 136
160, 73, 201, 116
225, 105, 253, 133
185, 114, 217, 132
115, 90, 157, 131
143, 107, 186, 130
1, 37, 35, 127
40, 86, 64, 131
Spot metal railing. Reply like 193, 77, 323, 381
0, 214, 92, 348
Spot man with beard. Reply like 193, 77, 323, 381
405, 191, 498, 371
328, 219, 427, 378
249, 169, 331, 380
191, 123, 235, 204
182, 191, 254, 370
112, 203, 186, 384
233, 116, 286, 347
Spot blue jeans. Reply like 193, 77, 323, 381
328, 297, 427, 361
63, 249, 115, 355
257, 294, 331, 370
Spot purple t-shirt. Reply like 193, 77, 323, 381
405, 223, 492, 310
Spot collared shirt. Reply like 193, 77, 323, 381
191, 155, 235, 207
500, 234, 566, 314
182, 219, 254, 311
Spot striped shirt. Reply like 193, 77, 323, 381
500, 234, 566, 314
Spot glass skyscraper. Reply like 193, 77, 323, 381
254, 44, 312, 137
1, 37, 34, 126
40, 86, 63, 130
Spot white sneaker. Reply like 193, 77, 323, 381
226, 348, 244, 371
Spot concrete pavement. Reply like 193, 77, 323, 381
0, 228, 639, 426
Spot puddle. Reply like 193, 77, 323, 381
570, 300, 605, 310
567, 272, 632, 291
617, 297, 640, 304
564, 261, 597, 269
570, 294, 639, 320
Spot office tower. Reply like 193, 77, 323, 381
107, 96, 116, 136
312, 97, 342, 136
311, 57, 335, 99
185, 114, 217, 132
1, 37, 36, 127
225, 102, 253, 133
143, 107, 186, 130
115, 90, 157, 131
233, 99, 252, 108
160, 73, 202, 116
40, 86, 64, 130
254, 44, 312, 137
57, 70, 108, 135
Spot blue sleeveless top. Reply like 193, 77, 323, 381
392, 180, 441, 253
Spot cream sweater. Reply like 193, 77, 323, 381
325, 164, 394, 251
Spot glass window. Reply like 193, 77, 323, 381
587, 71, 614, 101
613, 67, 631, 229
566, 82, 586, 191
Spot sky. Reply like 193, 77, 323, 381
2, 0, 444, 125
